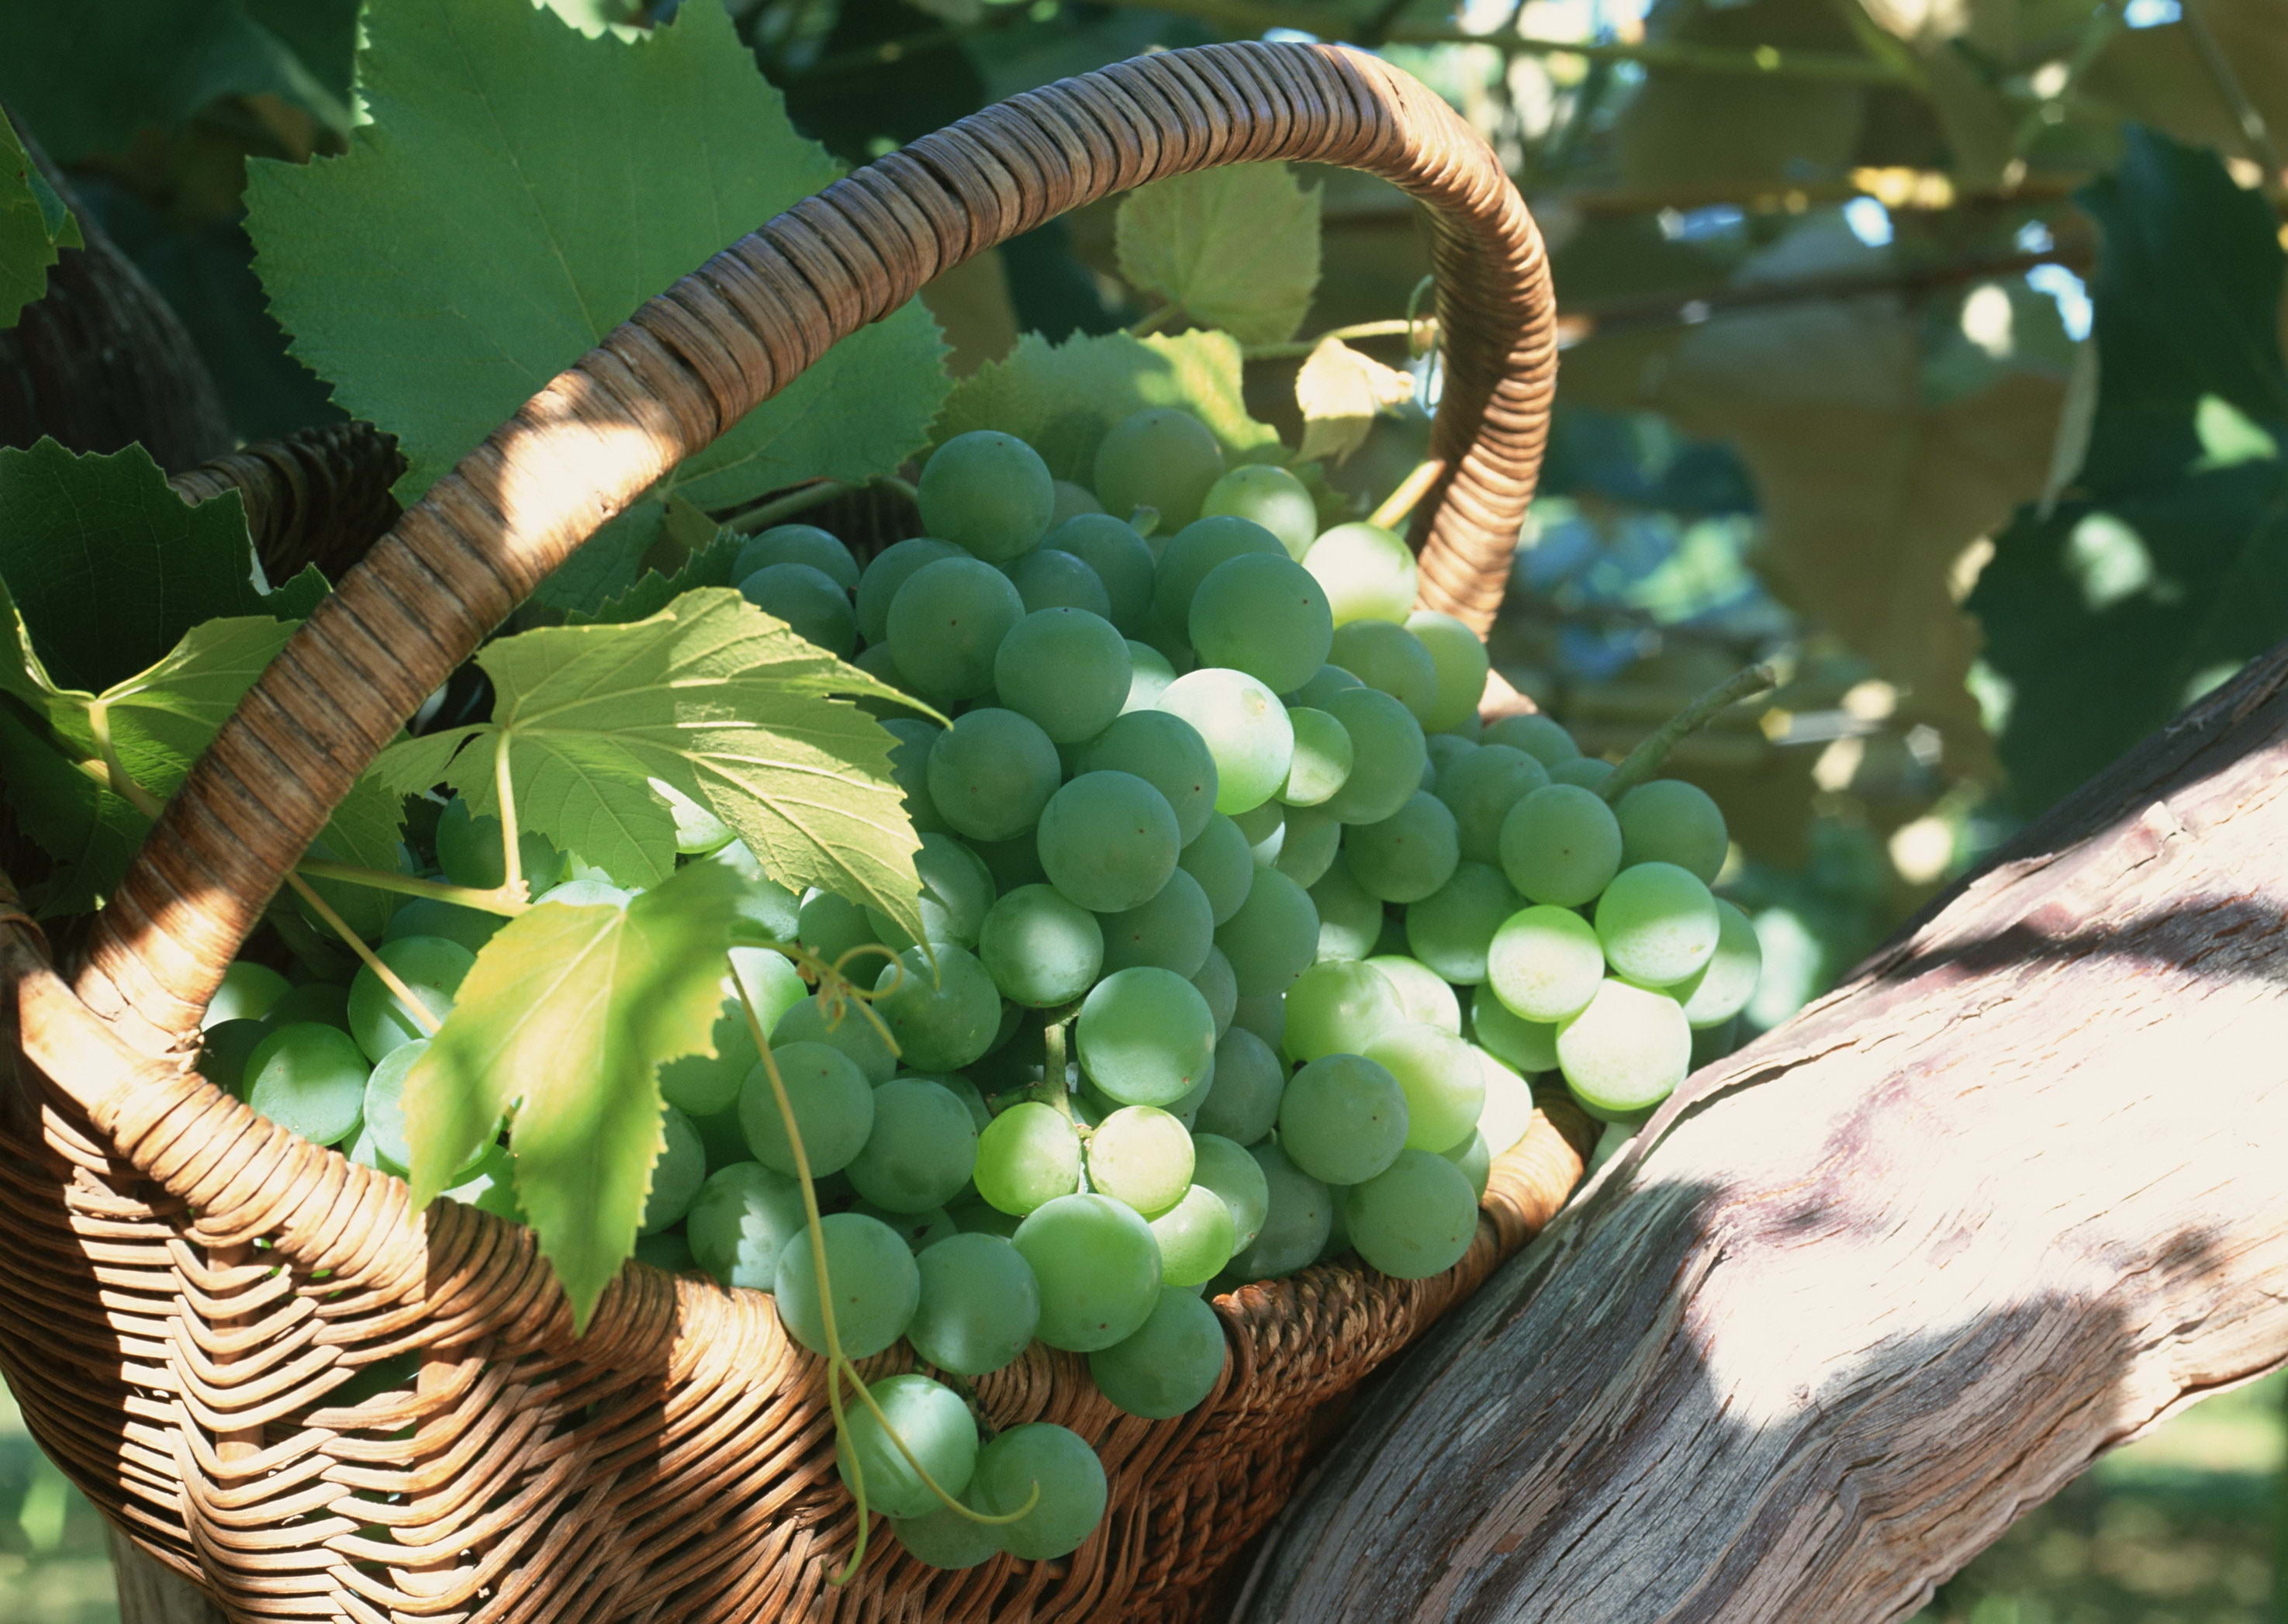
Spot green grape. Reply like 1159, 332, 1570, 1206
361, 1038, 486, 1176
1225, 1144, 1332, 1280
1189, 1132, 1271, 1251
1085, 1105, 1195, 1215
1673, 899, 1761, 1028
1156, 667, 1294, 815
887, 555, 1026, 700
1498, 783, 1623, 908
690, 1104, 751, 1173
1212, 866, 1319, 997
867, 832, 994, 952
1366, 954, 1461, 1034
872, 945, 1002, 1071
434, 794, 568, 893
974, 1101, 1082, 1216
880, 717, 946, 836
1076, 966, 1216, 1107
739, 562, 856, 656
1692, 1017, 1740, 1071
967, 1422, 1108, 1560
1097, 868, 1214, 978
1150, 515, 1282, 627
534, 877, 630, 908
908, 1071, 993, 1134
1178, 814, 1255, 925
1343, 1149, 1478, 1279
1481, 713, 1580, 767
384, 898, 503, 956
1037, 770, 1181, 912
1277, 707, 1353, 807
199, 1018, 269, 1097
1189, 1026, 1281, 1145
1345, 791, 1461, 904
798, 888, 875, 968
1201, 462, 1317, 558
1557, 977, 1690, 1116
925, 708, 1059, 841
1471, 983, 1558, 1073
1586, 1118, 1640, 1177
1095, 406, 1225, 532
772, 996, 897, 1083
1234, 800, 1285, 868
1406, 862, 1522, 984
1274, 805, 1341, 889
1084, 710, 1220, 845
703, 839, 804, 942
892, 1502, 1001, 1570
739, 1041, 875, 1177
1187, 552, 1335, 696
1436, 744, 1551, 866
443, 1142, 522, 1222
1319, 686, 1428, 826
1616, 779, 1730, 883
1443, 1129, 1491, 1199
980, 884, 1104, 1007
1012, 1192, 1163, 1350
1191, 945, 1238, 1037
1230, 992, 1285, 1055
1149, 1182, 1238, 1286
1405, 610, 1491, 734
347, 935, 474, 1064
1329, 620, 1438, 723
1363, 1024, 1485, 1153
734, 521, 859, 590
847, 1078, 979, 1213
857, 537, 963, 643
853, 641, 911, 707
1005, 547, 1111, 618
918, 429, 1055, 561
969, 831, 1048, 893
205, 960, 288, 1028
1302, 521, 1415, 626
244, 1023, 369, 1146
1549, 757, 1616, 791
994, 607, 1132, 745
854, 1201, 958, 1252
1045, 513, 1156, 633
774, 1212, 921, 1356
836, 1372, 979, 1520
1307, 857, 1381, 964
1443, 711, 1482, 741
907, 1231, 1040, 1377
1287, 663, 1363, 708
633, 1229, 696, 1273
639, 1104, 707, 1235
649, 779, 733, 855
268, 983, 347, 1037
1476, 1045, 1539, 1154
1051, 479, 1103, 523
1487, 904, 1605, 1023
1594, 861, 1720, 986
1122, 640, 1180, 712
1280, 1053, 1408, 1186
1090, 1288, 1228, 1418
1426, 733, 1478, 779
1283, 960, 1404, 1063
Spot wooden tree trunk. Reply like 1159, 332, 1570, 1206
1237, 644, 2288, 1622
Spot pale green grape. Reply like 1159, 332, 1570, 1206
1436, 744, 1551, 866
1230, 993, 1285, 1054
1343, 1149, 1478, 1279
361, 1038, 483, 1176
347, 935, 473, 1063
704, 840, 803, 942
1187, 553, 1335, 695
847, 1079, 979, 1212
1212, 866, 1319, 996
1345, 791, 1460, 904
1692, 1018, 1740, 1071
1406, 862, 1522, 984
434, 795, 567, 893
1486, 904, 1605, 1022
1550, 757, 1616, 791
1405, 610, 1491, 733
925, 707, 1060, 841
1190, 1132, 1270, 1250
908, 1071, 992, 1134
1225, 1144, 1332, 1280
836, 1373, 979, 1519
634, 1230, 696, 1273
974, 1101, 1082, 1216
772, 996, 897, 1083
918, 429, 1054, 561
1085, 1105, 1195, 1215
1443, 1130, 1491, 1199
639, 1105, 706, 1235
244, 1023, 368, 1145
385, 898, 503, 956
798, 889, 873, 966
1594, 861, 1720, 986
1037, 770, 1181, 912
853, 1202, 959, 1252
775, 1213, 921, 1356
969, 831, 1047, 894
1077, 966, 1216, 1107
1122, 640, 1179, 712
1006, 547, 1111, 617
893, 1503, 1001, 1570
1557, 978, 1691, 1116
1152, 517, 1285, 634
1587, 1118, 1640, 1177
908, 1232, 1040, 1376
1319, 686, 1428, 826
1673, 899, 1761, 1028
867, 833, 994, 952
1084, 710, 1219, 845
1426, 733, 1478, 779
1097, 866, 1215, 977
533, 877, 629, 908
880, 717, 946, 836
1045, 513, 1156, 633
691, 1101, 752, 1171
1051, 480, 1102, 522
1283, 960, 1404, 1063
1278, 708, 1353, 808
1302, 521, 1415, 626
739, 562, 855, 656
979, 884, 1104, 1007
1279, 1053, 1408, 1185
1366, 955, 1461, 1034
1475, 1045, 1539, 1154
1234, 800, 1284, 868
1481, 713, 1580, 767
205, 960, 288, 1028
967, 1422, 1108, 1559
1362, 1024, 1485, 1153
1012, 1192, 1163, 1350
199, 1018, 268, 1097
734, 521, 859, 590
1307, 857, 1381, 964
1191, 1026, 1284, 1145
1156, 667, 1294, 815
686, 1161, 806, 1290
1090, 1288, 1227, 1418
1498, 783, 1623, 908
857, 537, 962, 643
1149, 1183, 1238, 1286
1616, 779, 1730, 883
887, 556, 1026, 700
1274, 804, 1341, 888
1095, 407, 1224, 532
1471, 983, 1558, 1073
994, 607, 1132, 743
739, 1041, 875, 1177
1329, 620, 1438, 724
1178, 814, 1255, 926
1202, 461, 1316, 557
871, 945, 1001, 1071
1288, 663, 1363, 708
654, 779, 731, 856
1191, 945, 1238, 1038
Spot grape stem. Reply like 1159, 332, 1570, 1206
1243, 316, 1435, 363
493, 734, 526, 903
292, 859, 528, 917
1598, 663, 1778, 804
1037, 1020, 1078, 1125
1128, 302, 1183, 336
1367, 458, 1446, 530
282, 872, 442, 1038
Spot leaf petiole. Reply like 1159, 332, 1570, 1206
284, 872, 441, 1038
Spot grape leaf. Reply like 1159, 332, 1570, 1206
1115, 164, 1321, 346
1294, 336, 1416, 465
372, 588, 926, 935
1, 112, 79, 327
244, 0, 950, 565
567, 524, 752, 627
403, 859, 741, 1329
934, 328, 1283, 482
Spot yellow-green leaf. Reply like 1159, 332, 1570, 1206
1294, 335, 1416, 465
1115, 162, 1321, 345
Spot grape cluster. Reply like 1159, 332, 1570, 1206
195, 407, 1761, 1570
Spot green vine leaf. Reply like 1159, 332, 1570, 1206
1115, 163, 1320, 345
0, 112, 79, 327
403, 859, 741, 1329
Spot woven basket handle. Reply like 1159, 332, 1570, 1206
74, 40, 1556, 1054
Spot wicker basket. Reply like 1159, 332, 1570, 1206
0, 40, 1576, 1622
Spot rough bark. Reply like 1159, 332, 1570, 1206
1238, 642, 2288, 1622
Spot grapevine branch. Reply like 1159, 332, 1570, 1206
1598, 664, 1776, 803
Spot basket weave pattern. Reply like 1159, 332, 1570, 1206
2, 40, 1571, 1621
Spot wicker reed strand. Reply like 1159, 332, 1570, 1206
4, 41, 1571, 1622
168, 422, 407, 588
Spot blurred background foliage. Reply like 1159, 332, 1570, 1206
5, 0, 2288, 1616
